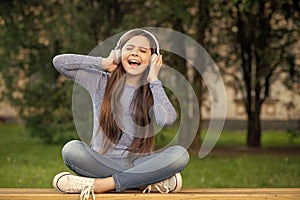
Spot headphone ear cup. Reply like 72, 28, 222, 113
113, 49, 121, 64
150, 54, 158, 65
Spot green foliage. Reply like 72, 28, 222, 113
287, 120, 300, 144
23, 81, 78, 144
0, 1, 106, 144
0, 0, 299, 146
0, 0, 200, 144
216, 0, 300, 147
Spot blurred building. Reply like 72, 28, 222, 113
0, 101, 18, 123
0, 61, 299, 130
0, 75, 18, 123
217, 77, 300, 130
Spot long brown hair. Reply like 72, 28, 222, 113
99, 29, 158, 155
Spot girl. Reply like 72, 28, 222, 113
52, 29, 190, 200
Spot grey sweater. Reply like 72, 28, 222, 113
53, 54, 176, 158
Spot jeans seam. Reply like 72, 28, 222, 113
112, 174, 122, 192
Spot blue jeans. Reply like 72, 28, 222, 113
61, 140, 190, 192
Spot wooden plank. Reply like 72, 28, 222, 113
0, 188, 299, 200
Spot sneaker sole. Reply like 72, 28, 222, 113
53, 172, 72, 193
171, 173, 182, 193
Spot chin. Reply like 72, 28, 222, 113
126, 70, 143, 76
124, 65, 147, 75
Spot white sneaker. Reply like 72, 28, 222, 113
53, 172, 95, 200
143, 173, 182, 193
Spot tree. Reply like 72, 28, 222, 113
189, 0, 211, 153
0, 0, 130, 143
0, 0, 177, 144
0, 1, 82, 143
220, 0, 299, 147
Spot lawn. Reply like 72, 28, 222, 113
0, 124, 299, 188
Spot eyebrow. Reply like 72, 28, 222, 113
125, 44, 150, 49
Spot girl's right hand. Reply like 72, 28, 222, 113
101, 50, 118, 73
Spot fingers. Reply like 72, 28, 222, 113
152, 55, 163, 71
106, 63, 118, 73
147, 55, 163, 83
151, 54, 162, 68
103, 50, 118, 72
110, 50, 119, 64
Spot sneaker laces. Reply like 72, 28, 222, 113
65, 176, 95, 200
142, 179, 170, 193
80, 185, 95, 200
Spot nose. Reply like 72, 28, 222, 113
130, 48, 138, 56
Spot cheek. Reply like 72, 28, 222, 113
142, 54, 151, 65
121, 51, 129, 62
121, 53, 130, 67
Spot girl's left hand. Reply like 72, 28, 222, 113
147, 54, 163, 83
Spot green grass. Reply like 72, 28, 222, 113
0, 124, 68, 188
0, 124, 299, 188
214, 129, 300, 148
182, 155, 300, 188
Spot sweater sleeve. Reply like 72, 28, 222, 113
52, 54, 109, 94
150, 80, 177, 126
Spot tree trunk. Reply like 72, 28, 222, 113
246, 101, 261, 147
188, 0, 209, 153
188, 76, 203, 153
172, 19, 192, 148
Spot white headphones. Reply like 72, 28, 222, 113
113, 29, 160, 64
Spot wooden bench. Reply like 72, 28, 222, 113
0, 188, 299, 200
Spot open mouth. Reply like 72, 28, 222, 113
128, 59, 141, 67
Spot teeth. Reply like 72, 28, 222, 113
128, 59, 140, 65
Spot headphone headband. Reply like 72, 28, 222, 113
115, 29, 160, 55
